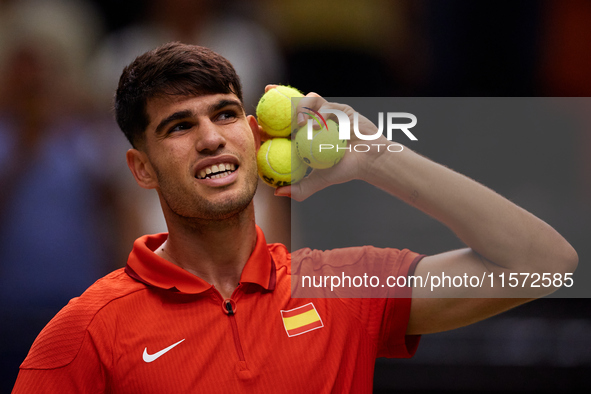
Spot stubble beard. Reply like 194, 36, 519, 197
156, 161, 259, 224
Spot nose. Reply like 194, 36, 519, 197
195, 120, 226, 153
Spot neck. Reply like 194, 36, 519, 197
156, 203, 258, 299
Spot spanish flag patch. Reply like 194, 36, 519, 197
281, 303, 324, 337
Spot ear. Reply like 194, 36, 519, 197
247, 115, 262, 152
126, 149, 158, 189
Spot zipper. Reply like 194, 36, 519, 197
223, 298, 245, 362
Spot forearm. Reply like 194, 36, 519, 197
287, 95, 577, 277
363, 140, 578, 274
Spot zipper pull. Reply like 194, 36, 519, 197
223, 299, 236, 315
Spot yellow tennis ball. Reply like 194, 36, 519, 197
257, 138, 309, 188
294, 119, 347, 169
256, 86, 304, 137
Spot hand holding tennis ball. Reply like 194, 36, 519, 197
255, 85, 347, 188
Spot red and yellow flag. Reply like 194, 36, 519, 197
281, 303, 323, 337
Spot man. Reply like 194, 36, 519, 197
13, 42, 577, 393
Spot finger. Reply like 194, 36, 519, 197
287, 172, 331, 202
274, 185, 292, 198
300, 101, 354, 132
264, 84, 280, 93
296, 94, 327, 127
258, 125, 273, 142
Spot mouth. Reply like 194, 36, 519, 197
195, 162, 238, 180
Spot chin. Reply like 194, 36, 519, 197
166, 186, 257, 222
160, 168, 259, 222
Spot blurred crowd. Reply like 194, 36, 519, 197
1, 0, 590, 391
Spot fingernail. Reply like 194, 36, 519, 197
274, 189, 291, 197
297, 113, 304, 125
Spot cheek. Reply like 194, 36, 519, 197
152, 149, 187, 178
166, 138, 195, 161
238, 133, 258, 155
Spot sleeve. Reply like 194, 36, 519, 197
374, 248, 423, 358
292, 246, 424, 358
13, 331, 107, 393
12, 303, 112, 393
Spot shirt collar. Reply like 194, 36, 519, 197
125, 225, 276, 294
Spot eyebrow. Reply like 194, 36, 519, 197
155, 109, 194, 136
153, 98, 244, 136
209, 98, 243, 113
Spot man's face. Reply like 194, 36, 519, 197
136, 93, 260, 221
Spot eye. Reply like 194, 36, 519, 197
216, 110, 238, 122
168, 121, 193, 133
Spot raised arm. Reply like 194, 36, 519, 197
279, 92, 578, 335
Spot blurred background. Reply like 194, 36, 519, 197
0, 0, 590, 391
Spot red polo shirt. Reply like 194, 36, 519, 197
14, 227, 422, 393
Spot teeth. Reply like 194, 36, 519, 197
196, 163, 237, 179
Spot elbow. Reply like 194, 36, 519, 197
550, 228, 578, 275
541, 239, 578, 297
530, 232, 578, 298
539, 226, 578, 276
560, 242, 579, 275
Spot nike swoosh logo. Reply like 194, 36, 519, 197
142, 338, 185, 363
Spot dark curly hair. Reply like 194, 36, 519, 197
115, 42, 243, 148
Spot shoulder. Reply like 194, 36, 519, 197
290, 246, 423, 298
292, 246, 421, 271
271, 244, 422, 274
268, 242, 291, 272
21, 268, 147, 370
